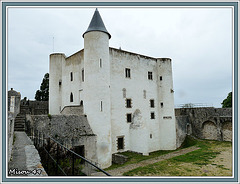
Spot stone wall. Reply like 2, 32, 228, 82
21, 99, 48, 115
60, 105, 83, 115
25, 115, 97, 163
175, 116, 189, 148
175, 107, 232, 143
8, 88, 21, 162
112, 153, 128, 165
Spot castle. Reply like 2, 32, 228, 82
49, 8, 176, 169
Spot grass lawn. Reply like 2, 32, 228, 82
105, 135, 198, 171
123, 138, 232, 176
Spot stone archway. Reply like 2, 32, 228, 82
222, 121, 232, 141
202, 121, 218, 140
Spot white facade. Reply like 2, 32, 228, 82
49, 9, 176, 169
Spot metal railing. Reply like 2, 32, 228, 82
30, 129, 111, 176
175, 103, 214, 108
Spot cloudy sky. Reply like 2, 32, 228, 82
7, 7, 232, 107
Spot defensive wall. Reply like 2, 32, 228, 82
20, 99, 48, 115
26, 114, 97, 164
175, 107, 232, 147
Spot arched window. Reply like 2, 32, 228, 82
70, 93, 73, 102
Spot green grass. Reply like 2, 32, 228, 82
123, 139, 232, 176
106, 135, 197, 171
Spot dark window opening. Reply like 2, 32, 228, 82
82, 69, 84, 82
125, 68, 131, 78
126, 99, 132, 108
151, 112, 155, 119
127, 113, 132, 123
150, 134, 152, 139
70, 72, 73, 81
117, 137, 124, 150
100, 59, 102, 68
161, 103, 163, 108
100, 101, 103, 112
148, 72, 153, 80
80, 100, 83, 106
160, 76, 162, 81
73, 145, 85, 164
150, 99, 155, 108
70, 93, 73, 102
59, 80, 62, 85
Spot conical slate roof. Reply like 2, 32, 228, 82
83, 8, 111, 39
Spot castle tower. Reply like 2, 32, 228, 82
82, 8, 112, 168
157, 58, 176, 150
49, 53, 65, 114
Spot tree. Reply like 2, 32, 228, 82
35, 73, 49, 101
221, 92, 232, 108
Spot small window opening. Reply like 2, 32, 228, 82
160, 76, 162, 81
122, 88, 126, 98
127, 113, 132, 123
70, 93, 73, 102
125, 68, 131, 78
126, 99, 132, 108
151, 112, 155, 119
100, 59, 102, 68
59, 80, 62, 85
148, 72, 153, 80
150, 99, 155, 108
161, 103, 164, 108
143, 90, 146, 99
100, 101, 103, 112
117, 137, 124, 150
80, 100, 83, 106
70, 72, 73, 81
82, 69, 84, 82
150, 134, 152, 139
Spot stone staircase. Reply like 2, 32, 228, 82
14, 114, 25, 132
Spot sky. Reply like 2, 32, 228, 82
7, 7, 233, 108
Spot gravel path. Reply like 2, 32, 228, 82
92, 146, 200, 176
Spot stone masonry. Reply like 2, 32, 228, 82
175, 107, 232, 145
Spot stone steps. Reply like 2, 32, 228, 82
14, 114, 25, 132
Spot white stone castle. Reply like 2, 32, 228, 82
49, 9, 176, 169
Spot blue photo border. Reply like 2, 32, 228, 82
1, 1, 238, 182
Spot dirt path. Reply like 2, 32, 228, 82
92, 146, 200, 176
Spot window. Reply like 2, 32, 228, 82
160, 76, 162, 81
148, 72, 153, 80
70, 72, 73, 81
150, 134, 152, 139
126, 99, 132, 108
150, 99, 155, 108
122, 88, 126, 98
127, 113, 132, 123
100, 59, 102, 68
70, 93, 73, 102
59, 80, 62, 86
100, 101, 103, 112
161, 102, 163, 108
143, 90, 146, 99
151, 112, 155, 119
125, 68, 131, 78
82, 69, 84, 82
117, 137, 124, 150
